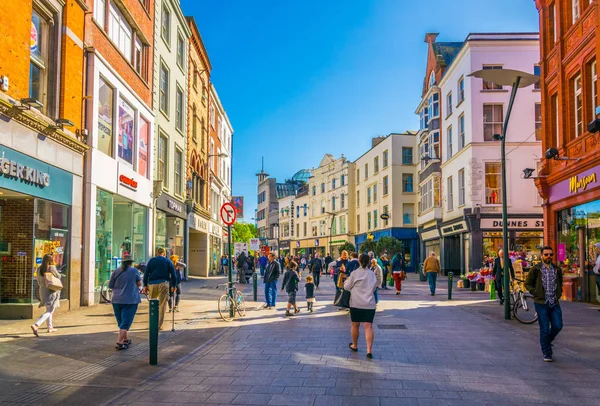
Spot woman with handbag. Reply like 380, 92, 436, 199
344, 254, 378, 359
109, 255, 141, 350
31, 254, 62, 336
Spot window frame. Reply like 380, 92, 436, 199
485, 162, 503, 205
482, 65, 503, 90
572, 0, 580, 24
534, 65, 541, 90
383, 150, 389, 168
374, 156, 379, 173
383, 175, 389, 196
402, 174, 414, 193
457, 76, 465, 104
364, 163, 368, 180
446, 92, 453, 117
590, 60, 597, 119
535, 103, 542, 140
161, 1, 171, 46
458, 169, 465, 207
367, 187, 371, 205
176, 31, 185, 70
159, 61, 170, 116
483, 104, 504, 141
175, 84, 184, 133
447, 176, 453, 211
447, 125, 453, 158
174, 147, 183, 196
158, 133, 168, 184
402, 147, 413, 165
459, 114, 465, 149
574, 73, 583, 138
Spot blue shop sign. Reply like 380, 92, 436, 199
0, 146, 73, 205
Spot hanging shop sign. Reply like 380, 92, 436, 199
480, 218, 544, 230
548, 164, 600, 203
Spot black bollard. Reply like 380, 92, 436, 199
448, 272, 453, 300
253, 272, 258, 302
149, 299, 159, 365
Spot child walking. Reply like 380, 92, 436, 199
282, 261, 300, 317
305, 275, 316, 312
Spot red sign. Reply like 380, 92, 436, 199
119, 174, 138, 190
220, 202, 236, 226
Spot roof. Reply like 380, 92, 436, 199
432, 42, 464, 70
291, 169, 312, 182
276, 182, 298, 200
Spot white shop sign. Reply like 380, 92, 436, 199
480, 218, 544, 230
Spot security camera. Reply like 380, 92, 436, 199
522, 168, 535, 179
545, 148, 559, 160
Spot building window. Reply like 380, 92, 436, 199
118, 98, 134, 165
485, 162, 502, 205
159, 63, 169, 114
176, 85, 184, 132
340, 216, 346, 234
356, 191, 360, 208
482, 65, 503, 90
550, 3, 557, 43
138, 117, 149, 178
134, 37, 143, 76
428, 93, 440, 120
177, 33, 185, 68
374, 210, 379, 229
403, 204, 414, 225
356, 169, 360, 184
321, 199, 325, 214
367, 212, 372, 230
341, 193, 345, 208
321, 183, 325, 193
312, 186, 316, 196
458, 77, 465, 104
364, 163, 368, 179
373, 184, 378, 203
303, 222, 307, 237
30, 8, 56, 114
97, 77, 114, 157
447, 126, 453, 158
341, 174, 346, 186
332, 178, 337, 189
572, 0, 580, 24
383, 205, 389, 227
459, 114, 465, 149
383, 176, 389, 195
158, 134, 168, 183
420, 107, 429, 130
483, 104, 504, 141
574, 74, 583, 137
161, 2, 171, 44
402, 147, 413, 165
458, 169, 465, 206
535, 103, 542, 140
383, 150, 389, 167
311, 204, 315, 217
590, 60, 597, 119
428, 131, 440, 159
420, 180, 432, 213
402, 174, 413, 193
174, 149, 183, 195
332, 196, 336, 211
534, 65, 541, 90
357, 215, 360, 233
109, 2, 133, 61
95, 0, 106, 25
192, 104, 198, 140
374, 156, 379, 173
446, 92, 453, 116
367, 187, 371, 205
447, 176, 453, 211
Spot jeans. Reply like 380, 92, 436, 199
260, 265, 265, 277
427, 272, 437, 294
112, 303, 139, 330
264, 281, 277, 306
35, 304, 57, 328
534, 302, 563, 357
374, 288, 379, 304
313, 271, 321, 287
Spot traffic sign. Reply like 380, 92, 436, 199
220, 202, 236, 226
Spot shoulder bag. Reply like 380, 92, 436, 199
43, 272, 63, 291
333, 289, 351, 308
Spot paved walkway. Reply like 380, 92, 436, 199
105, 271, 600, 406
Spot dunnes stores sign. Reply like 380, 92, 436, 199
569, 173, 597, 194
0, 157, 50, 187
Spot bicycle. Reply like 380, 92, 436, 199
100, 268, 148, 303
509, 278, 538, 324
217, 283, 246, 321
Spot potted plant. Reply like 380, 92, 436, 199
467, 272, 479, 291
460, 275, 470, 289
477, 275, 486, 291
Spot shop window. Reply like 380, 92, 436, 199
485, 162, 502, 205
95, 189, 113, 294
118, 98, 135, 165
139, 117, 149, 178
483, 104, 504, 141
483, 232, 504, 259
155, 210, 167, 252
97, 77, 114, 157
482, 65, 503, 90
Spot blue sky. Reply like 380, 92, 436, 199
180, 0, 540, 220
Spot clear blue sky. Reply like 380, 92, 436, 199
180, 0, 540, 220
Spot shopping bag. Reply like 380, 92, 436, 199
44, 272, 63, 291
333, 289, 351, 308
489, 279, 496, 300
388, 276, 394, 286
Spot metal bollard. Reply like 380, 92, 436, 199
448, 272, 453, 300
149, 299, 159, 365
253, 272, 258, 302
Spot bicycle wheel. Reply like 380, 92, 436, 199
514, 294, 538, 324
218, 294, 235, 322
236, 291, 246, 317
100, 280, 112, 303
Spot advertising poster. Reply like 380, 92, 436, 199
138, 118, 149, 177
98, 79, 114, 155
231, 196, 244, 218
118, 99, 134, 164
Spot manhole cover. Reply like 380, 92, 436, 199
377, 324, 407, 329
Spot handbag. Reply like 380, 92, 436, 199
388, 276, 394, 285
399, 271, 407, 281
43, 272, 63, 291
333, 289, 351, 308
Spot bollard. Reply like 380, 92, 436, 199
253, 272, 258, 302
149, 299, 159, 365
448, 272, 453, 301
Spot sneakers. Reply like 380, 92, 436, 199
543, 355, 553, 362
174, 307, 180, 312
285, 311, 292, 317
47, 328, 58, 333
31, 325, 39, 337
294, 308, 300, 314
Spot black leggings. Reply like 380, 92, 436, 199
313, 271, 321, 287
169, 284, 181, 309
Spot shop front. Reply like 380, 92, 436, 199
546, 164, 600, 303
188, 212, 210, 277
293, 238, 323, 257
279, 240, 290, 257
355, 229, 418, 273
155, 194, 187, 259
0, 145, 82, 319
419, 225, 441, 268
440, 219, 469, 275
208, 221, 222, 275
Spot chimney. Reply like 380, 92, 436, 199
424, 33, 439, 44
372, 137, 386, 148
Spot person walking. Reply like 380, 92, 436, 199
423, 252, 441, 295
258, 253, 268, 277
345, 253, 378, 359
593, 242, 600, 311
391, 252, 405, 295
493, 249, 515, 305
236, 252, 248, 284
324, 253, 333, 274
305, 275, 316, 312
333, 250, 349, 288
281, 261, 300, 316
525, 246, 563, 362
108, 255, 141, 350
220, 254, 229, 275
370, 258, 383, 304
168, 255, 186, 313
300, 256, 307, 273
310, 253, 323, 289
143, 247, 178, 330
346, 252, 360, 275
31, 254, 63, 336
379, 254, 390, 290
263, 253, 281, 309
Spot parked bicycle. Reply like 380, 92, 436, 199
509, 278, 538, 324
216, 283, 246, 321
100, 267, 148, 303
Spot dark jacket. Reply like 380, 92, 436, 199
311, 258, 323, 273
346, 259, 360, 275
282, 270, 299, 293
305, 282, 315, 299
143, 255, 177, 288
391, 254, 404, 272
525, 262, 563, 305
334, 259, 349, 277
325, 256, 333, 267
493, 257, 515, 281
264, 260, 281, 283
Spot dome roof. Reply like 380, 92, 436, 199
291, 169, 312, 182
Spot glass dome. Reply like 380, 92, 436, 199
291, 169, 312, 183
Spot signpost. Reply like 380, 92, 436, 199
220, 202, 236, 318
250, 238, 260, 251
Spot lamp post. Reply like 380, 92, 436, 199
468, 69, 539, 320
325, 211, 337, 258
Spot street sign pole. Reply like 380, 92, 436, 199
228, 224, 234, 318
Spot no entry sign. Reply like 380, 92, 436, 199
220, 202, 237, 226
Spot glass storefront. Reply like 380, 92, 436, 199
94, 189, 148, 294
0, 189, 70, 304
155, 210, 167, 252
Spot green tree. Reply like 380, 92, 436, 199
337, 242, 356, 256
376, 236, 402, 257
360, 239, 377, 254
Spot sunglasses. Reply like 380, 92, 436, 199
543, 253, 554, 257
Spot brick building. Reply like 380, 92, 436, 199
0, 0, 88, 318
535, 0, 600, 302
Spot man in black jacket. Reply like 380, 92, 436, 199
310, 253, 323, 289
263, 253, 280, 309
493, 249, 515, 305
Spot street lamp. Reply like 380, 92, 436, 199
325, 211, 337, 258
468, 68, 539, 320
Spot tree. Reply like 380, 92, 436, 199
360, 239, 377, 254
337, 242, 356, 256
376, 236, 402, 257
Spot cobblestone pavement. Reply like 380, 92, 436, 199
2, 271, 600, 405
106, 271, 600, 406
